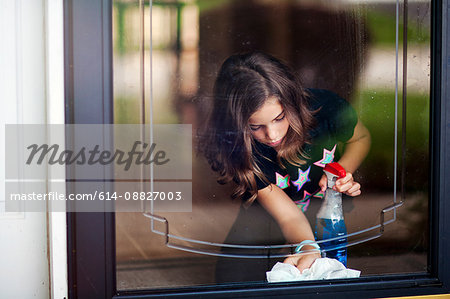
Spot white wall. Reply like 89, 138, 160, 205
0, 0, 66, 298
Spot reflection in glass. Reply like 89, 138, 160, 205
114, 0, 430, 290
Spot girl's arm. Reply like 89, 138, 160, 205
319, 119, 371, 196
257, 184, 320, 272
338, 119, 371, 174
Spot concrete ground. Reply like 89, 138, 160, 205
116, 253, 427, 290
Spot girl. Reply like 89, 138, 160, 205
201, 51, 370, 282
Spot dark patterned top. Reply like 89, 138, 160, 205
252, 89, 357, 212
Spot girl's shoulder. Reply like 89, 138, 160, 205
306, 88, 358, 142
305, 88, 349, 112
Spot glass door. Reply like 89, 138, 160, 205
113, 0, 431, 290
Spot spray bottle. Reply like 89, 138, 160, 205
314, 162, 348, 266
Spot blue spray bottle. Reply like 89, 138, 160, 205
314, 162, 348, 266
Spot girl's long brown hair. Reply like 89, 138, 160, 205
199, 51, 315, 203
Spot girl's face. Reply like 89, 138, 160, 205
248, 97, 290, 150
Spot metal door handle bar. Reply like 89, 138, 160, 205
143, 201, 403, 258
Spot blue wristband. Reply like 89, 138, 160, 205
294, 240, 320, 253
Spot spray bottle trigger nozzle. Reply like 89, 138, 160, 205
324, 162, 346, 179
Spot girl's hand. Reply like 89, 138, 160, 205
319, 173, 361, 197
283, 251, 321, 273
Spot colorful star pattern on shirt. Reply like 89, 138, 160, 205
313, 144, 337, 168
291, 166, 311, 192
314, 190, 325, 199
294, 194, 311, 213
275, 172, 290, 189
292, 191, 314, 212
302, 190, 313, 200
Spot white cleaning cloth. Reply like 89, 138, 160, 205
266, 258, 361, 283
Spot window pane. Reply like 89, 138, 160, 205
114, 0, 430, 290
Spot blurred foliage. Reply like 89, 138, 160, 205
114, 97, 180, 124
354, 89, 429, 192
366, 10, 430, 46
195, 0, 229, 13
115, 97, 141, 124
113, 1, 431, 52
